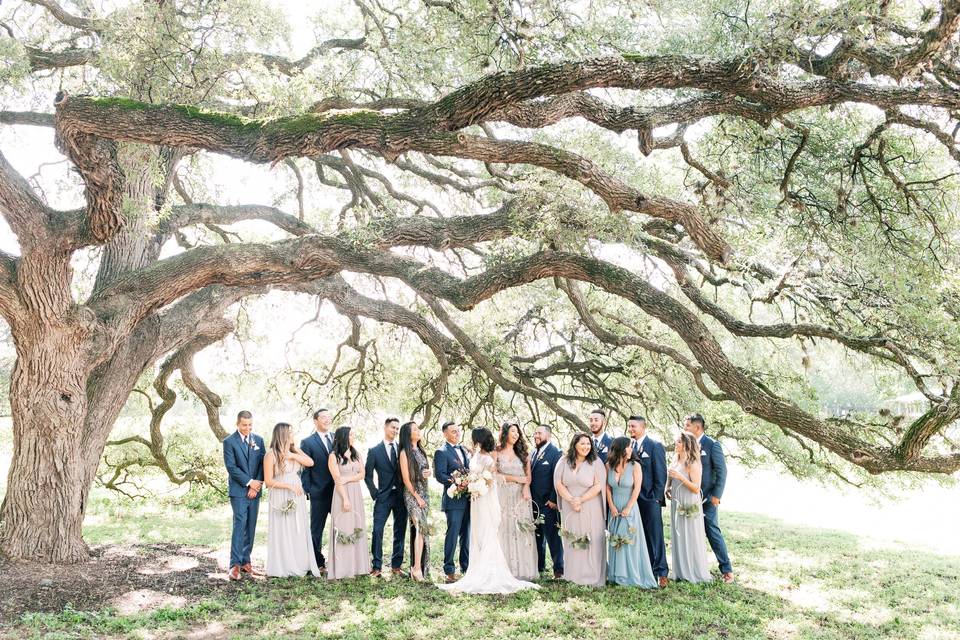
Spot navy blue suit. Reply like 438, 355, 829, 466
699, 434, 732, 573
364, 441, 408, 570
434, 442, 470, 576
300, 431, 335, 568
592, 432, 613, 463
529, 442, 563, 574
633, 435, 668, 578
223, 431, 264, 567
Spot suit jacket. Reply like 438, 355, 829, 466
223, 431, 265, 499
300, 431, 334, 497
634, 435, 667, 507
699, 434, 727, 501
434, 442, 470, 512
529, 442, 561, 506
365, 441, 401, 500
592, 432, 613, 464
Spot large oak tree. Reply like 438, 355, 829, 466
1, 0, 959, 562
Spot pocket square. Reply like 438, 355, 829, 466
641, 451, 650, 458
540, 460, 550, 465
700, 451, 707, 456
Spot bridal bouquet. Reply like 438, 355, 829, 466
461, 468, 493, 500
559, 525, 591, 549
446, 468, 471, 500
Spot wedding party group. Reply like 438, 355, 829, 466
222, 407, 734, 594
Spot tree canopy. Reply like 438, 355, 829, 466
1, 0, 960, 561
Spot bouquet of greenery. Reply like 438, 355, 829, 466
276, 498, 296, 516
559, 524, 591, 549
676, 502, 701, 518
336, 526, 363, 545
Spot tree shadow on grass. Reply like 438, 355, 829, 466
3, 512, 959, 640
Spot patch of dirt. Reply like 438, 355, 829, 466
0, 543, 248, 622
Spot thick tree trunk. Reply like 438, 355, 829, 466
0, 333, 92, 562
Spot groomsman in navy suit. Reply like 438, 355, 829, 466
222, 410, 265, 581
589, 409, 613, 463
434, 420, 470, 583
685, 413, 734, 583
627, 415, 669, 587
530, 424, 564, 578
364, 417, 408, 577
300, 408, 335, 573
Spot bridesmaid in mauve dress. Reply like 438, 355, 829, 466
264, 422, 321, 578
554, 432, 606, 587
605, 437, 657, 588
496, 421, 538, 581
668, 431, 712, 583
327, 426, 371, 580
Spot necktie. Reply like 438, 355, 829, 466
324, 434, 332, 451
389, 442, 396, 464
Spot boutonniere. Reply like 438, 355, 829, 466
249, 440, 260, 451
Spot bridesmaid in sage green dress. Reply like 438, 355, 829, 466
605, 437, 657, 587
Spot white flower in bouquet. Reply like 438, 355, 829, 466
481, 470, 493, 481
446, 485, 457, 498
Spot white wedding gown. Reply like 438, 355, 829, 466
438, 453, 540, 595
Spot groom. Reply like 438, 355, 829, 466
434, 420, 470, 583
223, 410, 265, 581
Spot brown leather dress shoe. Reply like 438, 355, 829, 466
369, 569, 382, 577
658, 576, 669, 588
228, 565, 242, 581
553, 570, 563, 579
722, 572, 734, 583
445, 573, 456, 583
391, 568, 405, 576
241, 563, 264, 577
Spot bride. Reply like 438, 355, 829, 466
438, 427, 540, 595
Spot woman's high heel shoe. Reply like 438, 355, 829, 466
410, 568, 425, 582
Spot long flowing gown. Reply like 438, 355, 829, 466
497, 453, 539, 580
669, 461, 713, 583
327, 457, 371, 580
554, 458, 606, 587
606, 463, 657, 587
403, 447, 431, 579
266, 459, 322, 578
438, 453, 540, 594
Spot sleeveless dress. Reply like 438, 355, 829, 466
606, 462, 657, 587
403, 447, 431, 578
266, 459, 322, 577
327, 457, 371, 580
669, 461, 712, 583
438, 453, 540, 594
497, 454, 538, 580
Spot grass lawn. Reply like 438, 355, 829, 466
1, 489, 958, 640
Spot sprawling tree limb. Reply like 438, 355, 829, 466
0, 111, 55, 127
24, 0, 108, 33
250, 37, 367, 76
423, 293, 588, 431
558, 278, 731, 402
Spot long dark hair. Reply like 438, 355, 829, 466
565, 432, 598, 467
498, 421, 529, 460
332, 425, 357, 465
606, 436, 635, 470
399, 421, 429, 482
471, 427, 496, 453
269, 422, 293, 472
